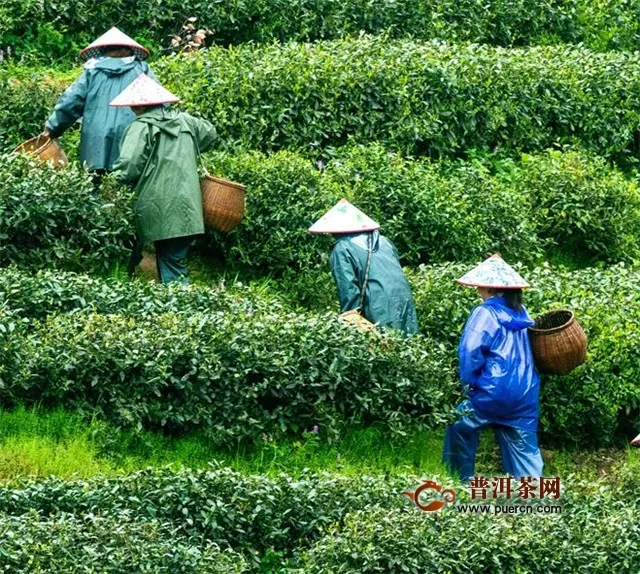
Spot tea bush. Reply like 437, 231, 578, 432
0, 155, 134, 272
1, 468, 638, 569
0, 512, 246, 573
154, 39, 640, 158
0, 307, 457, 444
0, 468, 406, 563
206, 146, 640, 272
299, 500, 640, 573
0, 0, 582, 62
0, 267, 272, 321
8, 40, 640, 158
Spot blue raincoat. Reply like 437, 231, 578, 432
45, 56, 157, 171
443, 296, 543, 480
458, 296, 540, 432
330, 231, 418, 334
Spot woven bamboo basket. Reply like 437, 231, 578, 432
12, 135, 68, 168
339, 310, 376, 333
201, 174, 246, 232
529, 309, 587, 375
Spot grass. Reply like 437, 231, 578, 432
0, 407, 638, 482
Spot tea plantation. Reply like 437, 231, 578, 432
1, 2, 640, 572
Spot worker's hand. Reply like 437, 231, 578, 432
41, 128, 52, 139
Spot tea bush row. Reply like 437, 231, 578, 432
207, 146, 640, 271
0, 0, 583, 63
1, 467, 638, 570
4, 146, 637, 274
0, 154, 133, 272
298, 500, 640, 573
0, 512, 246, 573
2, 261, 640, 446
8, 40, 640, 159
8, 0, 640, 60
152, 39, 640, 158
0, 304, 457, 445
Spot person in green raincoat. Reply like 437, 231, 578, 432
110, 74, 217, 284
309, 199, 418, 334
42, 27, 157, 177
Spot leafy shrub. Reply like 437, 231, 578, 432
500, 150, 640, 263
321, 144, 541, 266
0, 468, 407, 563
299, 499, 640, 573
0, 65, 74, 150
0, 267, 271, 321
204, 150, 335, 271
0, 155, 134, 272
154, 39, 640, 159
0, 512, 247, 573
1, 468, 639, 569
0, 305, 457, 444
206, 146, 638, 272
0, 0, 582, 63
9, 40, 640, 158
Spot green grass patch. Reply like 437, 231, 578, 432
0, 407, 638, 482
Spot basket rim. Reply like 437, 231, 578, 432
529, 309, 575, 334
13, 135, 53, 156
202, 173, 247, 192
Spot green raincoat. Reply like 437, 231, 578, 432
330, 231, 418, 334
112, 107, 217, 243
45, 56, 157, 171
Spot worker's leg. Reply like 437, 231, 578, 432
443, 400, 490, 481
154, 236, 193, 285
127, 236, 144, 277
495, 426, 543, 479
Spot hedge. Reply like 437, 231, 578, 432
1, 468, 639, 570
8, 40, 640, 159
299, 501, 640, 573
3, 261, 640, 447
0, 0, 582, 62
0, 304, 457, 444
0, 154, 133, 272
3, 145, 636, 275
153, 39, 640, 159
0, 512, 246, 573
207, 146, 640, 271
7, 0, 640, 60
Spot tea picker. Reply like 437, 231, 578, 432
308, 199, 418, 335
40, 27, 158, 184
443, 255, 544, 480
110, 73, 219, 284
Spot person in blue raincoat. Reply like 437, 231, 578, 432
42, 27, 157, 176
308, 199, 418, 335
443, 254, 543, 480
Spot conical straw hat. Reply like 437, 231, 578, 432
457, 254, 530, 289
109, 74, 180, 107
80, 27, 150, 61
308, 199, 380, 234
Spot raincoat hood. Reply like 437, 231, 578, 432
136, 107, 181, 137
86, 56, 140, 75
482, 296, 534, 331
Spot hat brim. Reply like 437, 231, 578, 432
456, 280, 530, 289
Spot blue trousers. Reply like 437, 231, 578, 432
127, 235, 193, 285
443, 400, 543, 481
155, 236, 193, 285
